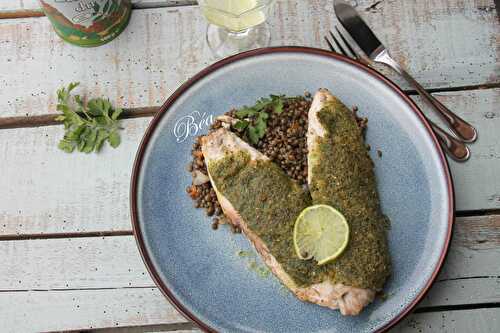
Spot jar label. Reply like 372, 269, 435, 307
40, 0, 131, 47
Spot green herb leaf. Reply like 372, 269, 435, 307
234, 95, 288, 145
235, 107, 257, 119
254, 126, 266, 139
247, 126, 260, 145
111, 107, 123, 120
67, 82, 80, 92
87, 98, 112, 116
95, 116, 108, 126
66, 124, 86, 141
108, 130, 121, 148
268, 95, 285, 114
258, 111, 269, 120
58, 139, 75, 153
74, 94, 84, 107
253, 97, 271, 111
86, 100, 101, 116
77, 138, 86, 152
95, 129, 109, 152
82, 128, 98, 153
55, 83, 124, 154
233, 120, 249, 131
254, 113, 267, 138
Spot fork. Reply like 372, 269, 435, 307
325, 27, 471, 162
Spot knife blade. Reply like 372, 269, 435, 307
333, 0, 384, 58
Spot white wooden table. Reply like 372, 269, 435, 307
1, 0, 499, 332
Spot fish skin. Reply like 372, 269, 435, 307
201, 128, 374, 315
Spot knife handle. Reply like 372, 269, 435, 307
374, 49, 478, 143
429, 120, 470, 162
400, 71, 477, 143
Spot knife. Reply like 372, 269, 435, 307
334, 0, 477, 144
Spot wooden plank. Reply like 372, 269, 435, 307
1, 89, 497, 237
394, 308, 500, 333
0, 216, 497, 293
94, 326, 198, 333
420, 278, 500, 308
76, 308, 500, 333
92, 308, 500, 333
0, 0, 498, 118
0, 213, 499, 331
0, 288, 187, 332
6, 287, 500, 332
0, 10, 44, 19
412, 89, 500, 211
450, 214, 500, 250
0, 5, 211, 118
417, 215, 500, 307
0, 118, 151, 236
131, 1, 197, 9
0, 0, 45, 11
0, 106, 158, 130
0, 237, 152, 290
0, 1, 196, 12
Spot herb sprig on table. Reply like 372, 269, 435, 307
55, 82, 123, 153
233, 95, 287, 144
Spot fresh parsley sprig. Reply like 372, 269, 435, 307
233, 95, 286, 144
55, 82, 123, 153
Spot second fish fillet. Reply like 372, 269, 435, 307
307, 88, 391, 296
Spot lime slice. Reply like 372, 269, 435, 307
293, 205, 349, 265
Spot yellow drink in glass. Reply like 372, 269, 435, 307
202, 0, 266, 32
199, 0, 275, 58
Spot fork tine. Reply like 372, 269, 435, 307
335, 26, 359, 60
324, 36, 337, 53
329, 30, 348, 56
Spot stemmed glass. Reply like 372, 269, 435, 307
198, 0, 276, 59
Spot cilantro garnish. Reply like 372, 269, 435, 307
233, 95, 286, 144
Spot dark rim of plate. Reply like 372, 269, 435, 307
130, 46, 455, 333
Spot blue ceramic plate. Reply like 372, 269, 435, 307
131, 47, 454, 333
